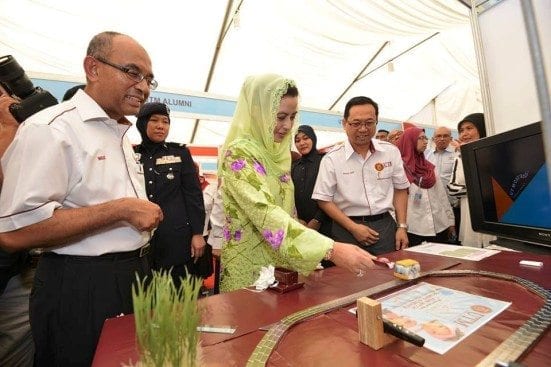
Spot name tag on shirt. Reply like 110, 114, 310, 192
156, 155, 182, 165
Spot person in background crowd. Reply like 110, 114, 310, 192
313, 96, 410, 255
448, 113, 495, 247
375, 129, 389, 141
425, 126, 460, 240
396, 126, 455, 246
387, 128, 403, 145
62, 84, 86, 102
206, 177, 224, 294
292, 125, 333, 267
218, 74, 377, 292
0, 86, 34, 367
134, 102, 206, 287
195, 162, 217, 239
0, 31, 163, 366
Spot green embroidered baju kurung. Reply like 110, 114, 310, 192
219, 74, 333, 292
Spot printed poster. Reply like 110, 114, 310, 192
404, 242, 500, 261
373, 282, 510, 354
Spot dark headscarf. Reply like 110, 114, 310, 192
136, 102, 171, 150
457, 113, 486, 138
296, 125, 318, 158
396, 126, 436, 189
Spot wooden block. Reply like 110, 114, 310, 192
274, 267, 298, 285
357, 297, 395, 350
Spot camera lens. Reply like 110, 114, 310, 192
0, 55, 35, 99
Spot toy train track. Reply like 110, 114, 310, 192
246, 270, 551, 367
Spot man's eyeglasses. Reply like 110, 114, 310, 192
95, 56, 158, 90
434, 134, 451, 139
347, 120, 376, 129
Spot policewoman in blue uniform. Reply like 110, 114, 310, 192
134, 102, 206, 287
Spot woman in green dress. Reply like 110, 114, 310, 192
219, 74, 377, 292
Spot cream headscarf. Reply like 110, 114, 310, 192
219, 74, 298, 176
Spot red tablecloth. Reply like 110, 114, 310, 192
92, 250, 551, 367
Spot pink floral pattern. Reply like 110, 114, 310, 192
262, 229, 285, 250
231, 159, 246, 171
253, 160, 266, 175
279, 173, 290, 183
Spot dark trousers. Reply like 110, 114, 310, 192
331, 212, 397, 255
167, 260, 194, 290
453, 206, 461, 244
30, 252, 149, 367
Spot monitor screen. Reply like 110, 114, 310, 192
461, 121, 551, 248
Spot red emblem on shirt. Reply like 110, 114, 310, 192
97, 155, 106, 160
374, 163, 384, 172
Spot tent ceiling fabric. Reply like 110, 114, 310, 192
0, 0, 481, 146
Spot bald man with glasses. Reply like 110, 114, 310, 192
425, 126, 460, 241
0, 31, 163, 366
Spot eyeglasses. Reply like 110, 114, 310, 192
418, 136, 428, 141
95, 56, 158, 90
434, 134, 451, 139
347, 120, 377, 129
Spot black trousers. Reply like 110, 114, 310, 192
30, 252, 149, 367
331, 212, 397, 255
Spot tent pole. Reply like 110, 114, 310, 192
356, 32, 440, 82
520, 0, 551, 196
191, 0, 236, 143
328, 41, 389, 110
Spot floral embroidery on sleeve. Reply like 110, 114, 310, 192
262, 229, 285, 250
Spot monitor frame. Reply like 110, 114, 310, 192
461, 121, 551, 248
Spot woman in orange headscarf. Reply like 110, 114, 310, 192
396, 127, 456, 246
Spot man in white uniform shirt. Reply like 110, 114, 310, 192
425, 126, 460, 239
0, 31, 163, 366
312, 96, 410, 255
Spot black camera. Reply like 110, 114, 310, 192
0, 55, 58, 123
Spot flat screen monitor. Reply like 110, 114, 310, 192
461, 121, 551, 248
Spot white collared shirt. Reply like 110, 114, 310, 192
312, 139, 409, 216
0, 90, 150, 255
425, 145, 458, 206
406, 180, 455, 236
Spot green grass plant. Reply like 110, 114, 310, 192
131, 270, 202, 366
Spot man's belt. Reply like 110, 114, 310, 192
349, 212, 390, 222
42, 243, 150, 262
246, 269, 551, 367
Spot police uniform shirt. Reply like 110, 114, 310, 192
0, 90, 150, 256
312, 138, 410, 216
134, 142, 204, 264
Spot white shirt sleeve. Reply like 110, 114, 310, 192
207, 185, 224, 250
311, 154, 336, 202
0, 123, 69, 232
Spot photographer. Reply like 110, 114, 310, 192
0, 86, 34, 366
0, 92, 18, 187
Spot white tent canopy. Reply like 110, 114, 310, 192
0, 0, 481, 147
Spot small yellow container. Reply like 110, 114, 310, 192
393, 259, 420, 280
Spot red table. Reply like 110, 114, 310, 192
92, 250, 551, 367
